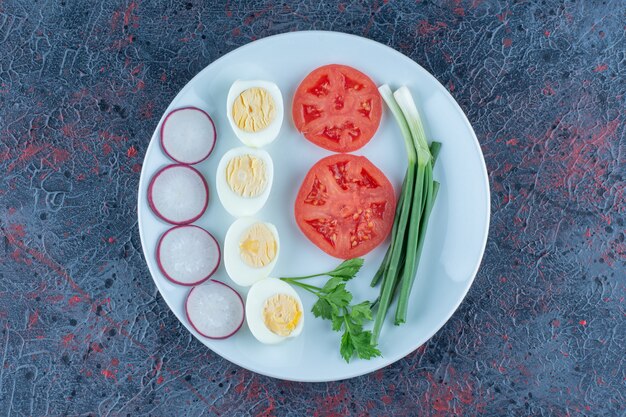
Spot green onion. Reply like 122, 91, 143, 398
371, 84, 441, 342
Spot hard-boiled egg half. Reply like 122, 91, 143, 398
216, 147, 274, 217
226, 80, 283, 147
224, 217, 279, 287
246, 278, 304, 344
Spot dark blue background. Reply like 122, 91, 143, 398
0, 1, 624, 415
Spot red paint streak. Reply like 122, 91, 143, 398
28, 310, 39, 329
71, 89, 89, 103
431, 385, 454, 412
232, 27, 241, 36
544, 30, 551, 37
579, 319, 587, 326
111, 35, 135, 50
381, 395, 392, 404
542, 84, 555, 96
417, 20, 448, 36
244, 7, 270, 25
52, 148, 70, 165
503, 38, 513, 47
552, 319, 561, 327
453, 7, 465, 16
338, 3, 345, 12
108, 236, 116, 244
131, 63, 143, 75
133, 80, 145, 92
100, 131, 127, 144
420, 370, 482, 416
132, 163, 142, 173
61, 333, 75, 346
506, 138, 518, 146
448, 80, 455, 92
91, 342, 103, 353
225, 0, 232, 17
362, 0, 380, 36
111, 358, 120, 367
593, 63, 608, 72
7, 144, 44, 172
102, 143, 112, 156
68, 295, 82, 307
497, 10, 511, 22
123, 2, 138, 27
62, 124, 79, 138
101, 369, 116, 380
255, 385, 276, 417
46, 294, 65, 303
126, 145, 138, 158
9, 224, 26, 238
160, 72, 167, 82
312, 383, 349, 417
157, 375, 165, 384
246, 376, 261, 400
140, 101, 154, 120
111, 10, 121, 32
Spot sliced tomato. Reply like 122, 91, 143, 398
295, 154, 396, 259
292, 64, 383, 153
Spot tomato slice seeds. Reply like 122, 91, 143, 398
292, 64, 383, 152
295, 154, 396, 259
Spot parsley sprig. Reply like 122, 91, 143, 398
280, 259, 382, 362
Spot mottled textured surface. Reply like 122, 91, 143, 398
0, 0, 624, 415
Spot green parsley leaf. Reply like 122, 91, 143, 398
349, 301, 373, 326
329, 258, 364, 280
322, 277, 347, 293
325, 284, 352, 308
278, 258, 380, 363
351, 330, 382, 360
331, 314, 344, 332
311, 298, 333, 320
340, 331, 355, 362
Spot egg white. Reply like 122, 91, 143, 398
216, 147, 274, 217
224, 217, 280, 287
246, 278, 304, 344
226, 80, 284, 147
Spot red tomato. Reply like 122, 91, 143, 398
294, 154, 396, 259
292, 64, 383, 153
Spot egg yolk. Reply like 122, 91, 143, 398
239, 223, 277, 268
263, 294, 302, 337
226, 154, 267, 197
232, 87, 276, 132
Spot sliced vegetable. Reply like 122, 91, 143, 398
294, 154, 396, 259
292, 64, 383, 152
148, 164, 209, 225
185, 281, 244, 339
161, 107, 216, 165
157, 225, 220, 286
